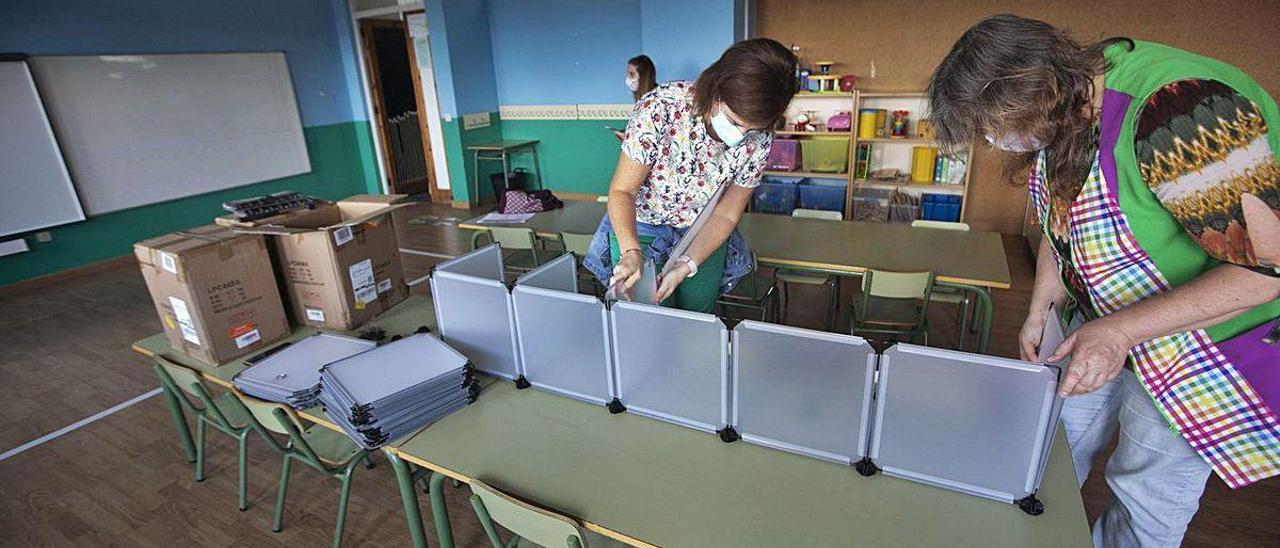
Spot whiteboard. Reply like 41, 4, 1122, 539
0, 60, 85, 237
30, 52, 311, 215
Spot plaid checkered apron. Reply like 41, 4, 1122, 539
1031, 152, 1280, 488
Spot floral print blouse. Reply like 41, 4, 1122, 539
621, 81, 773, 228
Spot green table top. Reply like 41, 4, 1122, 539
466, 139, 540, 152
392, 381, 1089, 548
132, 295, 436, 429
458, 201, 1012, 288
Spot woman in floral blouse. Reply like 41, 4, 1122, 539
583, 38, 798, 312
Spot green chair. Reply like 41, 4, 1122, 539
910, 220, 974, 349
559, 231, 601, 295
238, 394, 374, 548
850, 269, 935, 346
153, 358, 258, 511
717, 252, 777, 322
775, 209, 842, 331
472, 226, 542, 274
469, 480, 590, 548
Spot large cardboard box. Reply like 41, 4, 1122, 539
135, 225, 291, 366
219, 195, 410, 330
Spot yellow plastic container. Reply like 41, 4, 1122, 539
911, 146, 937, 183
857, 109, 883, 139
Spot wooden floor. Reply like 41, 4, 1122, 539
0, 201, 1274, 547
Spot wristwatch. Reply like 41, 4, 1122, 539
677, 255, 698, 278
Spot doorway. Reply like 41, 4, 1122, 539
359, 18, 438, 199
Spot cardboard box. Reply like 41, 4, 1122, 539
219, 195, 410, 330
135, 225, 291, 366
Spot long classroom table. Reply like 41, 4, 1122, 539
456, 201, 1013, 351
132, 296, 1088, 548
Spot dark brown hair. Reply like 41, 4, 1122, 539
927, 14, 1133, 199
629, 54, 657, 101
693, 38, 799, 127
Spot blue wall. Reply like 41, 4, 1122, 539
426, 0, 500, 117
489, 0, 641, 105
0, 0, 367, 127
641, 0, 739, 83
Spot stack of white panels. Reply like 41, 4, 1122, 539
232, 333, 375, 409
318, 333, 477, 449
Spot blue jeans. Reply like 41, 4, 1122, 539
1062, 367, 1212, 547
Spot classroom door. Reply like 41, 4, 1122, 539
360, 19, 436, 198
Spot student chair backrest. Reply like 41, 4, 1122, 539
910, 220, 970, 231
486, 227, 538, 251
559, 232, 595, 258
470, 480, 588, 548
862, 269, 934, 300
596, 195, 609, 203
154, 357, 237, 430
237, 393, 302, 437
792, 208, 843, 221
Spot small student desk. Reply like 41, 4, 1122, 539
456, 201, 1013, 351
131, 296, 1087, 548
466, 139, 542, 199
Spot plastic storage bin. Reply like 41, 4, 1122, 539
798, 178, 847, 213
800, 137, 850, 173
754, 180, 802, 214
921, 194, 963, 222
850, 187, 891, 222
889, 203, 920, 223
767, 139, 801, 171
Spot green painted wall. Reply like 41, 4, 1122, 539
500, 118, 625, 196
0, 121, 379, 286
439, 113, 506, 204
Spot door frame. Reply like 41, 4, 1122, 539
359, 18, 418, 195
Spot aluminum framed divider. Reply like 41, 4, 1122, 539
867, 343, 1064, 514
430, 244, 522, 380
611, 301, 731, 435
511, 254, 618, 407
730, 321, 876, 465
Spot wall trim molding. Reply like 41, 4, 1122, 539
499, 103, 631, 121
499, 104, 579, 120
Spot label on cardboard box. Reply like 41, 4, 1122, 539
349, 259, 376, 305
234, 328, 261, 349
168, 296, 200, 345
333, 226, 354, 246
377, 278, 392, 294
161, 252, 177, 274
306, 307, 326, 322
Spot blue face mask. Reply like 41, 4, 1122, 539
710, 106, 747, 147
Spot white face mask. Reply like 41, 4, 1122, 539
626, 77, 639, 92
985, 132, 1043, 152
710, 105, 748, 147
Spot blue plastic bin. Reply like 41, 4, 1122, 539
754, 180, 801, 214
798, 178, 847, 213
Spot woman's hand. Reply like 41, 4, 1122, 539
1243, 193, 1280, 268
1018, 307, 1049, 362
610, 251, 644, 290
653, 262, 692, 303
1046, 317, 1138, 397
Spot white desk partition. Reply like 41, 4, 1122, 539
611, 302, 729, 433
512, 254, 616, 406
870, 344, 1063, 508
731, 321, 876, 464
431, 244, 521, 380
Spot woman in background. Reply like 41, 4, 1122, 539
614, 55, 659, 140
586, 39, 798, 312
928, 14, 1280, 547
627, 54, 657, 101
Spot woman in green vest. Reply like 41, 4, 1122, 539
928, 14, 1280, 547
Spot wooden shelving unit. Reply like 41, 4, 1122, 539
846, 91, 973, 222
